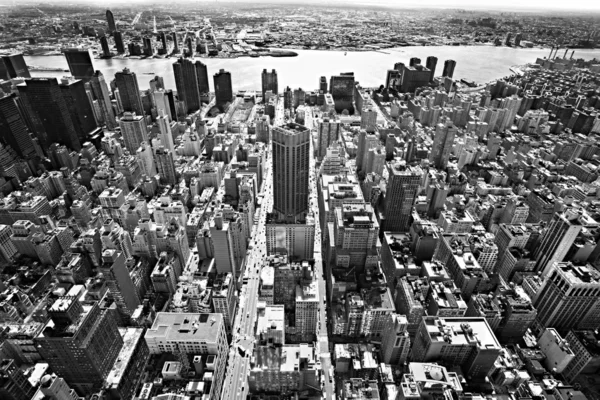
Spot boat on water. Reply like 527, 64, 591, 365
269, 50, 298, 57
344, 52, 347, 55
29, 66, 69, 72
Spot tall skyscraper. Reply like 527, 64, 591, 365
119, 112, 149, 154
106, 9, 116, 33
319, 76, 327, 93
329, 73, 355, 114
534, 211, 583, 275
113, 31, 125, 53
214, 69, 233, 111
35, 289, 123, 395
59, 77, 98, 143
317, 117, 340, 159
195, 60, 210, 94
89, 70, 117, 130
172, 58, 200, 114
272, 123, 310, 222
99, 249, 141, 320
100, 35, 111, 58
115, 68, 144, 116
261, 69, 278, 100
532, 262, 600, 334
0, 54, 31, 80
384, 161, 422, 232
155, 146, 177, 185
0, 94, 39, 159
172, 32, 179, 53
380, 314, 410, 365
62, 49, 95, 82
430, 118, 457, 169
409, 57, 421, 67
443, 59, 457, 78
426, 56, 438, 82
18, 78, 82, 151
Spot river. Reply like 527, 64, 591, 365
25, 46, 600, 91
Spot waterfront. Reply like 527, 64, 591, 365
25, 46, 600, 91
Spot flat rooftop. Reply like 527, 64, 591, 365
145, 313, 223, 343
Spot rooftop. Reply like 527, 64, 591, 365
145, 312, 223, 343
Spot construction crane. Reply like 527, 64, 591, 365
131, 12, 142, 26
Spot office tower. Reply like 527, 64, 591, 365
266, 219, 315, 260
430, 119, 457, 169
159, 32, 167, 51
380, 314, 410, 365
149, 76, 164, 91
412, 316, 501, 379
384, 161, 422, 232
317, 117, 340, 159
119, 112, 148, 154
153, 90, 172, 121
113, 31, 125, 53
426, 56, 437, 82
329, 73, 354, 114
155, 146, 177, 185
143, 37, 153, 56
272, 123, 310, 222
0, 94, 39, 159
319, 76, 327, 92
532, 262, 600, 334
157, 112, 174, 152
18, 78, 82, 151
0, 359, 36, 400
214, 69, 233, 111
443, 59, 456, 78
361, 108, 378, 133
173, 58, 200, 114
514, 33, 523, 47
185, 36, 194, 57
106, 9, 116, 32
172, 32, 179, 53
99, 249, 141, 320
409, 57, 421, 67
398, 63, 431, 93
145, 313, 228, 400
563, 330, 600, 382
38, 374, 78, 400
35, 288, 123, 394
261, 69, 278, 100
333, 203, 379, 267
62, 49, 94, 81
296, 281, 319, 339
534, 211, 582, 275
194, 60, 209, 94
100, 35, 111, 57
0, 54, 31, 80
59, 77, 98, 144
115, 68, 144, 116
90, 71, 117, 130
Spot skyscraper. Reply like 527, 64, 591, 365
89, 70, 117, 130
443, 59, 456, 78
113, 31, 125, 53
380, 314, 410, 365
319, 76, 327, 92
426, 56, 438, 82
317, 117, 340, 159
261, 68, 278, 100
195, 60, 210, 94
430, 118, 457, 169
214, 69, 233, 111
0, 359, 36, 400
172, 32, 179, 53
0, 54, 31, 80
384, 161, 422, 232
59, 77, 98, 142
114, 68, 144, 116
119, 112, 149, 154
272, 123, 310, 222
17, 78, 82, 151
172, 58, 200, 114
62, 49, 95, 82
155, 146, 177, 185
0, 94, 39, 159
106, 9, 116, 33
100, 35, 111, 58
534, 211, 583, 275
532, 262, 600, 334
99, 249, 141, 320
329, 73, 355, 114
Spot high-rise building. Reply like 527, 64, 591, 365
380, 314, 410, 365
172, 32, 179, 53
0, 359, 36, 400
35, 287, 123, 395
412, 316, 501, 379
430, 118, 457, 169
563, 330, 600, 382
172, 58, 201, 114
0, 94, 39, 159
214, 69, 233, 111
38, 374, 78, 400
119, 112, 148, 154
113, 31, 125, 53
115, 68, 144, 116
195, 60, 210, 94
319, 76, 328, 92
99, 249, 141, 320
90, 70, 117, 130
329, 73, 354, 114
100, 35, 111, 58
0, 54, 31, 80
295, 281, 319, 339
261, 69, 278, 100
534, 211, 583, 275
443, 59, 456, 78
62, 49, 95, 81
272, 123, 310, 222
155, 146, 177, 185
317, 117, 340, 159
17, 78, 82, 151
384, 161, 422, 232
426, 56, 438, 82
532, 262, 600, 334
59, 77, 98, 144
106, 9, 116, 33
